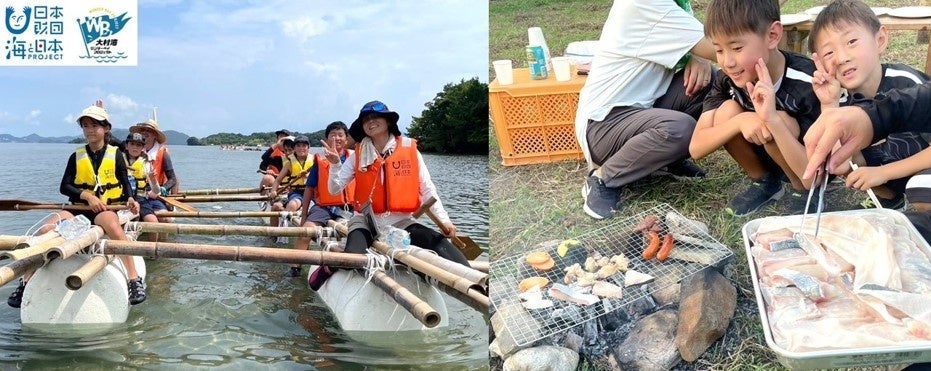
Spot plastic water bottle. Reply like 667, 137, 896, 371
56, 214, 92, 239
127, 176, 138, 195
386, 226, 411, 250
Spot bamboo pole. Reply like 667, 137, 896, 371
45, 226, 104, 262
162, 194, 268, 202
155, 211, 298, 218
468, 260, 488, 273
370, 270, 441, 328
101, 240, 368, 268
15, 231, 61, 249
327, 220, 489, 312
0, 236, 22, 250
0, 253, 44, 287
168, 187, 262, 196
128, 222, 318, 237
2, 236, 66, 260
66, 255, 115, 290
404, 246, 487, 287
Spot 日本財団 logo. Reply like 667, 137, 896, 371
2, 0, 137, 66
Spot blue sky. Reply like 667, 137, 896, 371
0, 0, 489, 138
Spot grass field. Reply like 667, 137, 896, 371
489, 0, 928, 369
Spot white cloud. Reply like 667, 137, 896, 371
27, 110, 41, 119
106, 94, 141, 111
281, 16, 329, 43
63, 114, 76, 124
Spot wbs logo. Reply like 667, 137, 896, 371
77, 7, 131, 63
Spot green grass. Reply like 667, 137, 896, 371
489, 0, 928, 369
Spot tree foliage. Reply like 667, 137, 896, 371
187, 136, 202, 146
199, 130, 325, 146
407, 78, 488, 155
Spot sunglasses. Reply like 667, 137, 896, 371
361, 101, 388, 113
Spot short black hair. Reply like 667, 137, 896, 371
705, 0, 780, 39
325, 121, 349, 137
808, 0, 881, 53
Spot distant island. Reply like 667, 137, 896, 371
0, 129, 191, 145
0, 129, 319, 147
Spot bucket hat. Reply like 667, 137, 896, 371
348, 100, 401, 142
129, 119, 167, 144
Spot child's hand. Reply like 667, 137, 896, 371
320, 140, 340, 164
746, 58, 779, 126
85, 195, 106, 213
846, 165, 891, 191
127, 198, 140, 215
811, 52, 841, 107
739, 118, 772, 145
684, 56, 712, 96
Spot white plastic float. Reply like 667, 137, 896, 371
314, 267, 448, 332
20, 255, 146, 324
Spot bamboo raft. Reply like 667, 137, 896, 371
0, 188, 488, 331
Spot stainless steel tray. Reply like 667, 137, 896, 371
743, 208, 931, 369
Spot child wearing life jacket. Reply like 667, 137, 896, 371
258, 129, 292, 197
322, 101, 469, 271
289, 121, 355, 279
7, 104, 147, 308
270, 135, 314, 231
129, 119, 179, 198
124, 132, 166, 241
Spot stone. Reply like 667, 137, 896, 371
503, 346, 579, 371
675, 268, 737, 362
652, 283, 681, 306
563, 332, 584, 353
491, 300, 543, 357
612, 309, 680, 371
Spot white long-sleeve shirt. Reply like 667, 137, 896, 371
328, 137, 451, 227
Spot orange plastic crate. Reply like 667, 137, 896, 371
490, 67, 587, 166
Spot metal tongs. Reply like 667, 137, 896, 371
799, 158, 830, 237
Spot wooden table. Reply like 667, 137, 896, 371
782, 15, 931, 73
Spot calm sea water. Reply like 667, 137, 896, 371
0, 143, 489, 370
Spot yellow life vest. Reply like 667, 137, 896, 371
74, 145, 123, 205
127, 156, 148, 196
287, 154, 314, 190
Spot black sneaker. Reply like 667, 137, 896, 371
128, 277, 147, 305
583, 174, 621, 220
861, 194, 906, 211
783, 189, 819, 215
7, 279, 25, 308
653, 159, 707, 181
726, 173, 785, 217
285, 266, 302, 277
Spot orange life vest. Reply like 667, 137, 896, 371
315, 152, 356, 207
353, 137, 420, 213
150, 145, 170, 185
267, 147, 285, 175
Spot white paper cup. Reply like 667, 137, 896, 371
492, 59, 514, 85
552, 56, 571, 82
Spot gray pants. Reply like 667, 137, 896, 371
586, 70, 710, 189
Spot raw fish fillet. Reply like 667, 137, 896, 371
548, 283, 599, 306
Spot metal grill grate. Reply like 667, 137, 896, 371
491, 203, 734, 346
